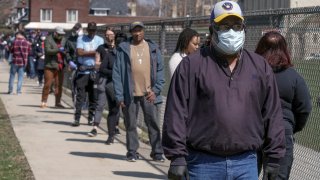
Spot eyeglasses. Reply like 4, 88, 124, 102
215, 24, 244, 32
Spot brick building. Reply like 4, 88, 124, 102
24, 0, 162, 30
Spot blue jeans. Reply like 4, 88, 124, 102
186, 149, 258, 180
27, 56, 36, 78
8, 64, 25, 93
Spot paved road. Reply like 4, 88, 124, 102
0, 61, 169, 180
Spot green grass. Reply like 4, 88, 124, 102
0, 99, 34, 180
293, 59, 320, 152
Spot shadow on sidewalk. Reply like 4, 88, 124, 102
60, 130, 88, 135
70, 151, 124, 160
43, 120, 72, 126
65, 138, 106, 144
113, 171, 166, 179
38, 110, 73, 114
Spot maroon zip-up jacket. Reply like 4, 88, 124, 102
162, 47, 285, 166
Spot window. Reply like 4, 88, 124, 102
40, 9, 52, 22
66, 10, 78, 23
93, 9, 110, 16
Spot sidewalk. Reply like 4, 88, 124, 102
0, 61, 169, 180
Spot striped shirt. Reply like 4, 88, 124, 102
11, 37, 31, 66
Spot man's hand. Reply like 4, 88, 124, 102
145, 91, 156, 104
168, 165, 189, 180
262, 164, 280, 180
119, 101, 126, 108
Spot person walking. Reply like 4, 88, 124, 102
162, 1, 285, 180
169, 28, 200, 77
35, 34, 46, 87
255, 31, 312, 180
87, 30, 127, 145
8, 31, 31, 95
113, 21, 166, 162
40, 26, 67, 108
71, 22, 104, 126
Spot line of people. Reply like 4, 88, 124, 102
6, 0, 312, 179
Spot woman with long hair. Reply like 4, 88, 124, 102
169, 28, 200, 77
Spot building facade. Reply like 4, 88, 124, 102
22, 0, 161, 30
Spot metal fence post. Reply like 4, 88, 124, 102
160, 23, 166, 54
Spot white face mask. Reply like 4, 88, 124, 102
40, 36, 46, 41
77, 29, 84, 36
217, 29, 245, 55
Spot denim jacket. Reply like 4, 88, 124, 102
112, 38, 165, 105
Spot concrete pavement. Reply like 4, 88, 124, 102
0, 61, 169, 180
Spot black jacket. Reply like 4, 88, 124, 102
96, 44, 115, 82
162, 47, 285, 166
274, 67, 312, 134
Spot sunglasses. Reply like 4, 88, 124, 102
215, 24, 244, 32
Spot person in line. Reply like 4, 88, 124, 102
40, 27, 67, 108
65, 22, 83, 104
255, 31, 312, 180
34, 33, 46, 87
104, 27, 115, 49
26, 30, 38, 79
8, 31, 31, 95
169, 28, 200, 77
87, 30, 127, 145
162, 1, 285, 180
113, 21, 165, 162
72, 22, 104, 127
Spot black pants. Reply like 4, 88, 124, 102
74, 74, 96, 122
258, 133, 294, 180
105, 84, 120, 136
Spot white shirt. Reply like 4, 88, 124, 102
169, 52, 187, 78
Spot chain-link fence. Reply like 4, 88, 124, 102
64, 6, 320, 179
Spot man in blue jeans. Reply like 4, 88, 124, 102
8, 31, 31, 95
162, 1, 285, 180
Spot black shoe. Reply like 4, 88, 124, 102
55, 103, 65, 109
151, 154, 165, 162
126, 152, 140, 162
71, 120, 80, 127
87, 129, 97, 137
88, 118, 94, 126
115, 128, 121, 135
105, 136, 114, 145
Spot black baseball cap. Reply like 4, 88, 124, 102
87, 22, 97, 31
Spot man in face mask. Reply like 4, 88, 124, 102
162, 1, 285, 180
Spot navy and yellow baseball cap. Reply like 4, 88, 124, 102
210, 1, 244, 23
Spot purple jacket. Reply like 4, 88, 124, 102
162, 47, 285, 166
